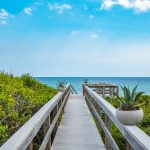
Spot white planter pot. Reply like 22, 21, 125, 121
116, 109, 144, 125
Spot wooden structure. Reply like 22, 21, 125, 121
1, 84, 150, 150
83, 85, 150, 150
85, 83, 119, 97
52, 95, 105, 150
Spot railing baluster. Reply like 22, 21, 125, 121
26, 142, 33, 150
105, 115, 112, 150
126, 141, 134, 150
51, 104, 59, 142
55, 104, 59, 130
43, 115, 51, 150
102, 87, 105, 98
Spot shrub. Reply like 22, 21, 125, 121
0, 72, 58, 145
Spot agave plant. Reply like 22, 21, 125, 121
56, 80, 67, 89
116, 85, 145, 110
83, 78, 89, 84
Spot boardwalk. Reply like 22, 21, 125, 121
2, 84, 150, 150
52, 95, 105, 150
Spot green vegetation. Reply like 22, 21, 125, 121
0, 72, 58, 146
115, 85, 145, 110
105, 94, 150, 149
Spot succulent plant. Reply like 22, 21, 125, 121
116, 85, 145, 110
56, 80, 67, 89
83, 78, 89, 84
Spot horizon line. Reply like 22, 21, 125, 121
34, 76, 150, 78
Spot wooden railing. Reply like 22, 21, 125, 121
70, 84, 78, 94
1, 84, 72, 150
83, 85, 150, 150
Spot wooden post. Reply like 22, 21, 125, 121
110, 87, 113, 97
50, 110, 54, 143
55, 104, 58, 130
105, 115, 112, 150
102, 87, 105, 98
126, 141, 134, 150
51, 104, 59, 143
96, 104, 101, 117
116, 86, 119, 96
83, 85, 85, 96
43, 115, 51, 150
63, 95, 67, 112
61, 96, 65, 113
26, 142, 33, 150
96, 87, 100, 95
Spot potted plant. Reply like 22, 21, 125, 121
56, 80, 67, 92
116, 85, 144, 125
83, 78, 89, 84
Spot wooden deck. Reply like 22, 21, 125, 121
52, 95, 105, 150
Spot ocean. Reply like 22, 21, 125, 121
35, 77, 150, 95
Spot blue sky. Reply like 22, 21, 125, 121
0, 0, 150, 77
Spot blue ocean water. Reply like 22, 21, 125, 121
35, 77, 150, 95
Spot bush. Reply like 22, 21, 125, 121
0, 72, 58, 145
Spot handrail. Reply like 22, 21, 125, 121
39, 88, 69, 150
1, 84, 71, 150
70, 84, 78, 94
83, 85, 150, 150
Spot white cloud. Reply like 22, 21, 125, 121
70, 30, 79, 36
0, 9, 9, 19
1, 32, 150, 77
90, 34, 99, 39
0, 20, 7, 25
48, 3, 72, 14
101, 0, 150, 12
0, 9, 13, 25
89, 14, 94, 18
24, 7, 33, 16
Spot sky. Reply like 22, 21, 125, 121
0, 0, 150, 77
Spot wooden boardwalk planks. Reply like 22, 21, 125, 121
52, 95, 105, 150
